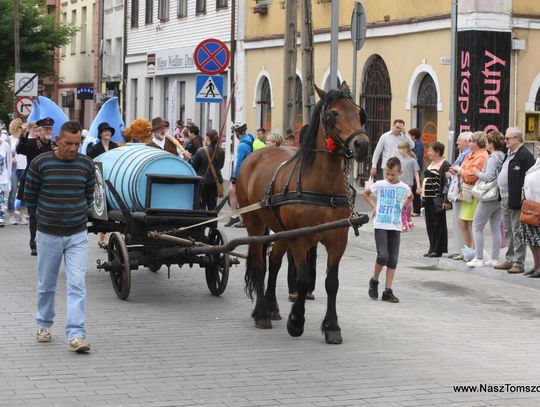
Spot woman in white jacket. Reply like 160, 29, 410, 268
0, 137, 13, 226
520, 141, 540, 278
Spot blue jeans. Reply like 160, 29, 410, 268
36, 230, 89, 340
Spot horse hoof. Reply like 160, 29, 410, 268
255, 319, 272, 329
287, 315, 304, 337
271, 312, 282, 321
324, 330, 343, 344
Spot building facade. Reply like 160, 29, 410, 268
242, 0, 540, 180
56, 0, 98, 128
125, 0, 232, 133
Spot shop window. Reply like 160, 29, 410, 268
257, 77, 272, 130
360, 54, 392, 181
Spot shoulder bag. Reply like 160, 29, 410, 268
519, 199, 540, 227
457, 181, 473, 203
203, 147, 225, 198
472, 178, 498, 201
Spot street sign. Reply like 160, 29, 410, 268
351, 2, 367, 51
194, 39, 230, 75
15, 96, 33, 117
14, 73, 38, 97
195, 75, 224, 103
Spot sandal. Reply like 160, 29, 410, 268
98, 241, 108, 249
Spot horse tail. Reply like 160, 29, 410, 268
244, 246, 256, 301
244, 241, 267, 301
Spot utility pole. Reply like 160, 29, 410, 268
329, 0, 339, 89
282, 0, 297, 136
300, 0, 314, 124
14, 0, 20, 72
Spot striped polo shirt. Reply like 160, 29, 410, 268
24, 151, 96, 236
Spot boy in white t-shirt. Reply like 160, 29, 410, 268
363, 157, 412, 303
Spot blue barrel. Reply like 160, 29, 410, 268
94, 144, 197, 211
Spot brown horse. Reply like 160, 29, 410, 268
235, 83, 370, 344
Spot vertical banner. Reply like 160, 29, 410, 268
456, 31, 511, 135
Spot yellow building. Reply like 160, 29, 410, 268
241, 0, 540, 169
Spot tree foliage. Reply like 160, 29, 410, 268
0, 0, 76, 125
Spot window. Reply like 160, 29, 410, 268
145, 0, 153, 24
61, 13, 67, 57
114, 38, 122, 75
196, 0, 205, 13
131, 0, 139, 27
415, 74, 438, 167
70, 10, 77, 55
216, 0, 227, 9
178, 81, 186, 121
147, 78, 154, 118
158, 0, 169, 20
360, 54, 392, 181
535, 87, 540, 111
131, 79, 138, 119
177, 0, 187, 17
80, 7, 87, 53
294, 75, 303, 135
257, 77, 271, 130
104, 39, 112, 74
163, 77, 169, 120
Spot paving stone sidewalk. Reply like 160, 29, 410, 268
1, 211, 540, 406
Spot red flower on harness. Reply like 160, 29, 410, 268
326, 137, 337, 152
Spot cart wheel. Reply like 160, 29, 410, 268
107, 232, 131, 300
205, 228, 230, 296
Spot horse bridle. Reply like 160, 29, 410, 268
320, 100, 368, 158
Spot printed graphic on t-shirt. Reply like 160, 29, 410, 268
371, 180, 411, 231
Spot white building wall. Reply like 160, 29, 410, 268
102, 0, 124, 81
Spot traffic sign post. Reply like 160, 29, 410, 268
194, 39, 230, 75
195, 75, 224, 103
15, 96, 33, 118
351, 2, 367, 102
14, 73, 38, 97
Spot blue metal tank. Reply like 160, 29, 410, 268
94, 144, 197, 211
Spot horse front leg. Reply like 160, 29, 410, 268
321, 235, 347, 344
247, 242, 272, 329
265, 239, 289, 321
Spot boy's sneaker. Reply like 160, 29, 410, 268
68, 337, 90, 353
8, 217, 18, 225
368, 278, 379, 300
36, 327, 52, 342
381, 288, 399, 303
0, 219, 4, 227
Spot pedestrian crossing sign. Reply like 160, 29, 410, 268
195, 74, 224, 103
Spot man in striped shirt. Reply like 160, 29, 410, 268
24, 121, 96, 353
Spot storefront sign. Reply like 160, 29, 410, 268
456, 30, 511, 135
151, 47, 198, 76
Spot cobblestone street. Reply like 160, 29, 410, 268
1, 215, 540, 406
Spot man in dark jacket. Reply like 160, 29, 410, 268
16, 117, 54, 255
495, 127, 535, 273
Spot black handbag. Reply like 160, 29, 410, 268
433, 196, 450, 213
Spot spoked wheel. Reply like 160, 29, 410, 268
205, 228, 230, 296
107, 232, 131, 300
148, 262, 161, 273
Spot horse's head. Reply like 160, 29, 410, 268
315, 82, 370, 162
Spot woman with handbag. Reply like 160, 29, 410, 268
421, 141, 451, 257
467, 131, 505, 267
191, 129, 225, 210
519, 141, 540, 278
449, 131, 489, 260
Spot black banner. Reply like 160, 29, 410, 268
456, 30, 511, 135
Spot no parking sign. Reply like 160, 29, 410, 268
193, 39, 230, 75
